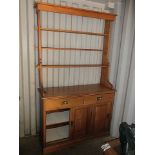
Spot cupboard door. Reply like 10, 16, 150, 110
86, 106, 94, 135
72, 106, 94, 138
94, 102, 112, 134
72, 107, 88, 138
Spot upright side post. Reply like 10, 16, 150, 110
100, 20, 112, 87
37, 9, 46, 148
37, 10, 44, 95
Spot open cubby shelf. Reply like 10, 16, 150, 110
46, 125, 69, 143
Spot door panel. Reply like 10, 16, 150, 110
94, 102, 112, 134
70, 101, 113, 138
94, 104, 107, 133
86, 106, 94, 135
72, 105, 94, 138
73, 107, 88, 138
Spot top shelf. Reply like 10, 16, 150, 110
35, 2, 117, 21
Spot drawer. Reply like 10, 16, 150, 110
84, 93, 114, 105
84, 95, 97, 105
44, 97, 84, 111
96, 93, 114, 103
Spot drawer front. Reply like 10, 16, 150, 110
96, 93, 114, 103
84, 95, 97, 105
84, 93, 114, 105
44, 97, 83, 111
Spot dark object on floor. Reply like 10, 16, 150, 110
119, 122, 135, 155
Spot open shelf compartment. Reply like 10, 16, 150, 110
46, 125, 69, 143
46, 109, 70, 143
46, 110, 69, 125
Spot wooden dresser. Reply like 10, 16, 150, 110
35, 2, 116, 154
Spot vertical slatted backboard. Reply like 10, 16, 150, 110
37, 1, 107, 88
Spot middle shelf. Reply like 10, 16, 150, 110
36, 64, 108, 68
39, 27, 107, 36
46, 121, 69, 129
41, 47, 103, 52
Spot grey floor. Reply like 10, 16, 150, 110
19, 136, 114, 155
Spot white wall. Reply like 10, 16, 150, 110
110, 0, 135, 137
19, 0, 36, 137
19, 0, 135, 137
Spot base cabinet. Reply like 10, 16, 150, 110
35, 2, 117, 154
41, 88, 115, 154
71, 102, 113, 138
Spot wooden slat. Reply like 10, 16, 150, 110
35, 2, 116, 21
40, 28, 107, 36
46, 121, 69, 129
37, 11, 44, 95
101, 20, 111, 84
41, 47, 102, 52
36, 64, 108, 68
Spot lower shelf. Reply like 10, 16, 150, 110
46, 121, 69, 129
46, 125, 69, 143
